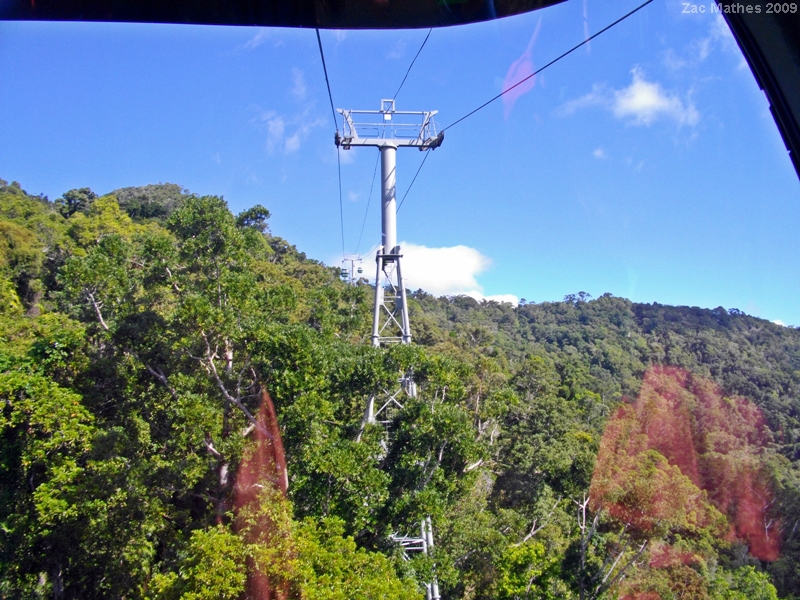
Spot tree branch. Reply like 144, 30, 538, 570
144, 363, 180, 401
124, 350, 180, 402
464, 458, 484, 473
590, 526, 628, 586
595, 541, 648, 598
201, 332, 273, 441
419, 441, 448, 490
204, 435, 223, 459
518, 497, 562, 544
86, 291, 109, 331
165, 266, 182, 293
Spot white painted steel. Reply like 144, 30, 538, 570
371, 254, 383, 348
381, 145, 398, 256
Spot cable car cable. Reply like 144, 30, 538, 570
336, 152, 345, 259
353, 29, 433, 248
393, 28, 433, 101
441, 0, 654, 133
316, 28, 346, 259
383, 29, 436, 214
355, 153, 380, 255
397, 151, 430, 213
395, 0, 652, 213
316, 28, 339, 131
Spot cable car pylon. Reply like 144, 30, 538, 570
335, 99, 443, 600
336, 99, 442, 419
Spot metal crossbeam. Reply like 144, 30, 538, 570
336, 99, 443, 150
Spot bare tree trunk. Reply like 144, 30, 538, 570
574, 494, 648, 600
51, 564, 64, 600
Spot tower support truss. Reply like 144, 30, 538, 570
370, 144, 412, 347
390, 517, 441, 600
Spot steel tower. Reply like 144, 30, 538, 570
337, 99, 442, 346
336, 99, 442, 426
335, 99, 443, 600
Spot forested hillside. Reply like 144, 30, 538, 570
2, 179, 799, 599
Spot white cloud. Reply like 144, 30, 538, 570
469, 292, 519, 305
663, 36, 712, 70
387, 39, 408, 60
662, 48, 689, 71
379, 242, 489, 297
613, 67, 699, 126
330, 145, 357, 165
259, 112, 285, 153
348, 191, 360, 202
290, 68, 307, 101
708, 16, 748, 70
333, 30, 347, 45
285, 117, 324, 153
284, 133, 301, 153
361, 242, 517, 305
773, 319, 786, 327
558, 67, 699, 127
593, 147, 607, 159
663, 15, 741, 71
711, 14, 734, 44
556, 83, 606, 116
339, 149, 355, 164
243, 29, 270, 50
253, 108, 324, 155
694, 36, 712, 61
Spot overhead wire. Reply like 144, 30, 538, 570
441, 0, 654, 133
318, 1, 653, 248
355, 28, 434, 247
391, 29, 436, 214
316, 28, 346, 259
395, 0, 653, 213
393, 28, 433, 101
397, 152, 430, 213
355, 153, 380, 255
316, 28, 339, 134
336, 153, 345, 259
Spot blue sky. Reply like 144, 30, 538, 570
1, 0, 799, 323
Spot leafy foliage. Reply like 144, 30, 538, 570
111, 183, 190, 223
1, 179, 799, 599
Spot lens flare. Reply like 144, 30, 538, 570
233, 388, 290, 600
591, 366, 779, 563
502, 18, 541, 119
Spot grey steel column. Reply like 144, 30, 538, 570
371, 252, 384, 348
395, 254, 412, 344
380, 144, 398, 256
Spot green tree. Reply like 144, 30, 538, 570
111, 183, 189, 222
236, 204, 271, 233
55, 187, 97, 218
495, 540, 569, 599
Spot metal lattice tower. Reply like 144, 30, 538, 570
335, 99, 443, 600
391, 517, 441, 600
